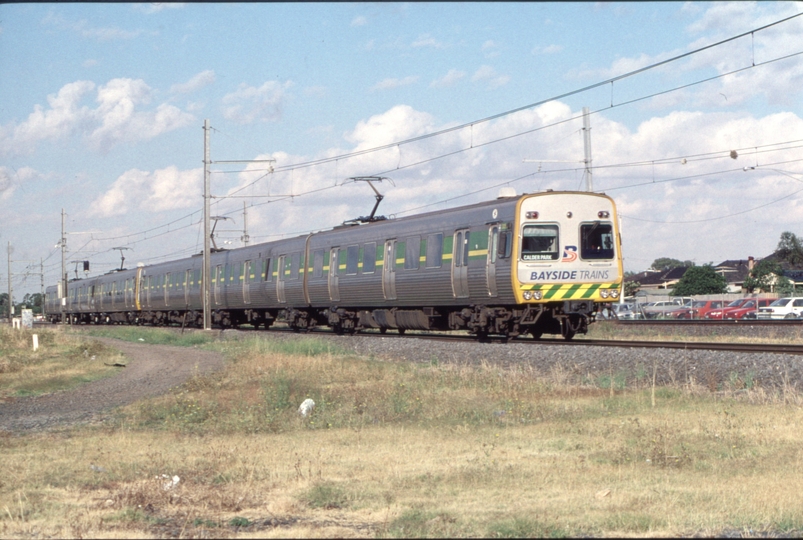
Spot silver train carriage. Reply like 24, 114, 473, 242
44, 190, 623, 340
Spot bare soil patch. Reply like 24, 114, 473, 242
0, 338, 225, 432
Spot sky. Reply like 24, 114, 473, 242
1, 1, 802, 299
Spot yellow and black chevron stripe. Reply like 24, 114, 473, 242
519, 282, 622, 301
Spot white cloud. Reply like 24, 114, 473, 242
251, 101, 803, 271
89, 166, 202, 217
430, 69, 466, 88
1, 78, 194, 156
412, 34, 443, 49
351, 16, 367, 27
221, 81, 292, 124
169, 70, 216, 94
89, 78, 194, 152
482, 40, 500, 58
370, 76, 419, 92
303, 86, 328, 98
0, 167, 17, 201
531, 44, 563, 55
471, 65, 510, 89
82, 59, 98, 68
133, 3, 186, 14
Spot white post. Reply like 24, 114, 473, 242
32, 334, 39, 351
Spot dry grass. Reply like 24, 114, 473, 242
2, 330, 803, 537
0, 325, 125, 398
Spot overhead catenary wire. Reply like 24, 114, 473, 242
66, 14, 803, 250
44, 13, 803, 281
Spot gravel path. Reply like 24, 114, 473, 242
0, 338, 225, 432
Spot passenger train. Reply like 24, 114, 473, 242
44, 190, 623, 340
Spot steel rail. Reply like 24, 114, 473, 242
60, 323, 803, 355
611, 319, 803, 327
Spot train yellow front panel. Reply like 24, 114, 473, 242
512, 192, 623, 303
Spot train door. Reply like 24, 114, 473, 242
145, 275, 152, 308
328, 248, 340, 302
134, 267, 143, 311
243, 260, 252, 304
164, 273, 171, 307
110, 282, 116, 309
214, 265, 222, 305
184, 270, 191, 306
451, 229, 470, 298
486, 226, 499, 297
382, 240, 397, 300
276, 255, 286, 303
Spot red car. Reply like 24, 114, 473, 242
670, 300, 725, 319
723, 298, 775, 319
705, 298, 751, 319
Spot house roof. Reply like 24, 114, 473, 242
626, 266, 689, 286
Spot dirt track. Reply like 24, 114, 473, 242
0, 338, 225, 432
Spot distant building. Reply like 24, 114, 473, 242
626, 266, 690, 291
713, 258, 754, 293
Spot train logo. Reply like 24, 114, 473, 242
562, 246, 578, 263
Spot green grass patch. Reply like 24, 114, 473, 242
74, 326, 216, 347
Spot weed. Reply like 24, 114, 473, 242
302, 481, 350, 509
487, 517, 566, 538
229, 516, 250, 527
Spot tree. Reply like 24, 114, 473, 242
744, 259, 786, 293
624, 280, 641, 298
670, 265, 727, 296
651, 258, 694, 271
777, 231, 803, 266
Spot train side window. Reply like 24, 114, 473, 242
363, 243, 376, 274
263, 258, 272, 282
312, 250, 324, 278
426, 233, 443, 268
404, 236, 420, 270
498, 230, 512, 259
289, 253, 299, 281
580, 222, 614, 260
346, 245, 360, 275
489, 227, 499, 264
521, 224, 559, 261
462, 232, 471, 266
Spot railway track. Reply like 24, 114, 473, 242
613, 319, 803, 327
57, 321, 803, 355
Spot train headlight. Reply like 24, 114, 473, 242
523, 291, 533, 300
598, 211, 610, 218
610, 289, 620, 299
600, 290, 610, 299
533, 290, 543, 300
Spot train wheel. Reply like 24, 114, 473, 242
560, 318, 576, 341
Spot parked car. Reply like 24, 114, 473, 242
757, 297, 803, 319
616, 303, 643, 320
724, 298, 775, 319
704, 298, 751, 319
642, 300, 685, 319
668, 300, 725, 319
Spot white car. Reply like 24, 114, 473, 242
757, 297, 803, 319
